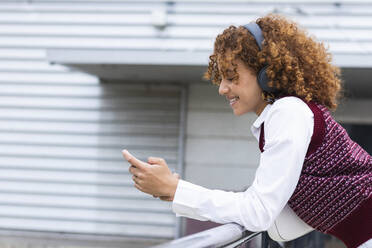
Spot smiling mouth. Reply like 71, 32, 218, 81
229, 96, 239, 106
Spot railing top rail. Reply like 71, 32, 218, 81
150, 223, 260, 248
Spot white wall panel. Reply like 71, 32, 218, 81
0, 72, 98, 84
0, 48, 46, 59
0, 83, 181, 97
0, 96, 179, 109
0, 193, 170, 211
0, 13, 182, 236
0, 156, 143, 172
0, 108, 178, 120
0, 133, 178, 148
2, 25, 371, 41
186, 138, 260, 166
0, 218, 173, 237
0, 181, 142, 197
185, 166, 257, 191
0, 60, 68, 72
185, 83, 261, 191
0, 121, 178, 135
0, 13, 151, 24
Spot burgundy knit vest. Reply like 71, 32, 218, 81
258, 97, 372, 248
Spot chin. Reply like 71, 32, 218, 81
233, 109, 246, 116
233, 107, 251, 116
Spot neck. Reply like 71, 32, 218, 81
255, 101, 269, 116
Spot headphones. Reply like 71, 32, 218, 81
243, 23, 277, 94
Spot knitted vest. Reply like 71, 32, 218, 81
258, 97, 372, 248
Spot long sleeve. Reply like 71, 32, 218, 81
268, 205, 314, 241
172, 97, 314, 232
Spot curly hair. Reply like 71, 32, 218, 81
203, 13, 343, 110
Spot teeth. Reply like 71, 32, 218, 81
229, 97, 239, 104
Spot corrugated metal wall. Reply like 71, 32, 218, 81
0, 81, 180, 237
0, 1, 182, 239
1, 1, 371, 56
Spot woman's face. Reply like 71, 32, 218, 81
218, 58, 268, 116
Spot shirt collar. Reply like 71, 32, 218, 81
252, 103, 272, 129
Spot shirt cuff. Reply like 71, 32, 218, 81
171, 179, 210, 221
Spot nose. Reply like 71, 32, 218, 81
218, 79, 229, 95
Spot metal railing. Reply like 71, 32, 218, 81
150, 223, 266, 248
150, 223, 340, 248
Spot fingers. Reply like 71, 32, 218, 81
132, 174, 142, 182
133, 182, 144, 192
122, 150, 148, 170
159, 196, 173, 202
128, 165, 143, 179
124, 150, 177, 199
132, 173, 144, 185
148, 156, 166, 166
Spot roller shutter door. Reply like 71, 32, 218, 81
0, 80, 181, 238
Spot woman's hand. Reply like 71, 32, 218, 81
122, 149, 179, 201
157, 172, 180, 201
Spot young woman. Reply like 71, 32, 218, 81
122, 14, 372, 248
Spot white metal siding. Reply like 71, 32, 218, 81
1, 1, 371, 56
0, 79, 181, 237
185, 83, 261, 191
0, 1, 183, 239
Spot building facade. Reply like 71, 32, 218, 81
0, 0, 371, 247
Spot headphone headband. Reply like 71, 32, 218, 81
242, 22, 278, 95
243, 22, 264, 50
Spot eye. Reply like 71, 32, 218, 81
226, 74, 235, 81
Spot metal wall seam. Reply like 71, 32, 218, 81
175, 83, 188, 239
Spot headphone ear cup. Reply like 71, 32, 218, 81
257, 65, 275, 93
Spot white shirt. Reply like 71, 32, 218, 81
171, 96, 315, 238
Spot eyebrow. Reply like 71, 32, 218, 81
226, 69, 236, 75
218, 67, 235, 76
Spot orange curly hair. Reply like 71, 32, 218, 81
203, 14, 343, 110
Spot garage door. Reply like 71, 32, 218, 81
0, 80, 182, 238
